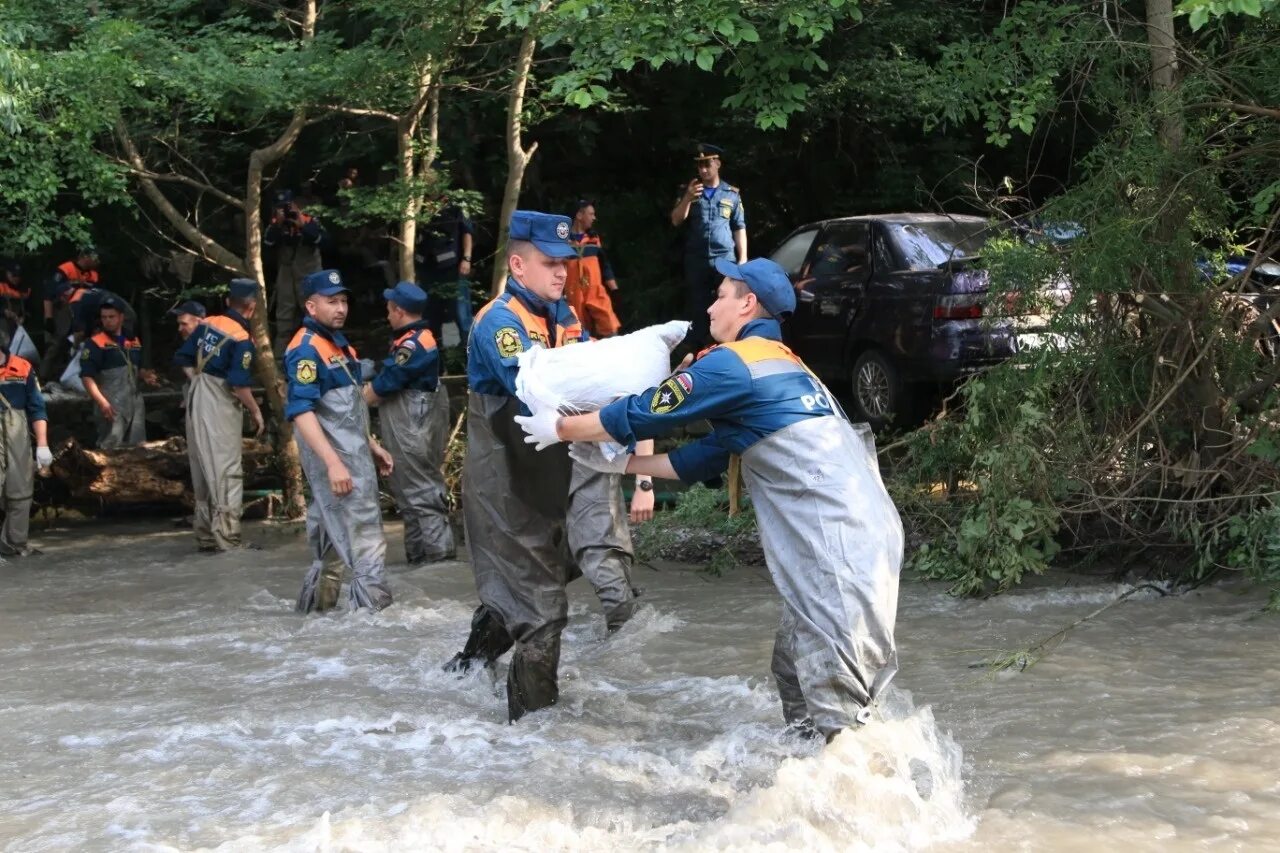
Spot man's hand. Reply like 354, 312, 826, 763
139, 368, 160, 387
568, 441, 630, 474
369, 440, 394, 477
35, 446, 53, 470
327, 459, 354, 496
684, 179, 704, 202
362, 383, 382, 407
514, 404, 562, 451
251, 410, 265, 438
629, 484, 655, 524
459, 259, 472, 278
98, 400, 116, 422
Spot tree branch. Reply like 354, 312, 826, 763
1188, 101, 1280, 121
115, 161, 245, 210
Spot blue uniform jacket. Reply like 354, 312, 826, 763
467, 277, 587, 401
81, 331, 143, 378
173, 310, 257, 388
372, 320, 440, 396
599, 319, 839, 483
284, 318, 361, 421
684, 182, 745, 263
0, 354, 47, 424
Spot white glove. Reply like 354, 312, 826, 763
35, 446, 53, 469
513, 405, 563, 451
568, 441, 631, 474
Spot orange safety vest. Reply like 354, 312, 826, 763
57, 261, 99, 304
563, 233, 621, 338
474, 290, 585, 349
0, 353, 34, 384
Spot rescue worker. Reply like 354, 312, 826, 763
669, 144, 746, 349
41, 247, 101, 381
362, 281, 455, 565
1, 260, 30, 324
415, 201, 475, 349
168, 300, 207, 341
264, 189, 325, 355
80, 297, 158, 449
173, 280, 265, 553
285, 269, 395, 613
518, 257, 903, 743
446, 209, 595, 722
0, 323, 53, 557
563, 199, 623, 339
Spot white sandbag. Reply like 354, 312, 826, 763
58, 341, 86, 393
515, 320, 689, 416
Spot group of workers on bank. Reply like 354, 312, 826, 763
2, 144, 899, 743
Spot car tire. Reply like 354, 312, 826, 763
851, 350, 905, 431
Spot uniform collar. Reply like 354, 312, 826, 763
506, 277, 556, 316
392, 318, 430, 336
736, 318, 782, 341
303, 316, 351, 349
225, 309, 251, 333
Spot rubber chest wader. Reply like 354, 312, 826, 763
567, 464, 637, 632
380, 382, 454, 563
90, 335, 146, 449
741, 415, 903, 739
295, 362, 391, 613
186, 332, 245, 550
0, 395, 34, 553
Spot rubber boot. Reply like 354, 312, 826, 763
444, 605, 514, 673
507, 631, 562, 722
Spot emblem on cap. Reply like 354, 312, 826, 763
555, 221, 569, 240
328, 271, 340, 285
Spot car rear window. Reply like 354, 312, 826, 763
884, 220, 991, 271
770, 228, 818, 277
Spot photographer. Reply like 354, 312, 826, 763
264, 189, 325, 355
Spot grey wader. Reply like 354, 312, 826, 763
185, 368, 245, 551
295, 382, 391, 613
273, 246, 322, 356
459, 392, 577, 722
0, 402, 34, 554
380, 384, 454, 564
567, 464, 638, 632
93, 360, 146, 449
742, 415, 903, 740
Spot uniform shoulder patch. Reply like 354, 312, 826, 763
495, 326, 524, 358
674, 372, 694, 394
80, 346, 91, 362
393, 345, 414, 366
294, 359, 317, 384
241, 350, 253, 370
650, 376, 688, 414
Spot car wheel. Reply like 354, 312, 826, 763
851, 350, 904, 430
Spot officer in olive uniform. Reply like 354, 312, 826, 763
670, 143, 747, 348
173, 279, 265, 553
363, 281, 454, 565
285, 269, 395, 613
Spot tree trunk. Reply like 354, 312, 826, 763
397, 67, 435, 283
490, 8, 547, 297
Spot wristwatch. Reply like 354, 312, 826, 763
637, 480, 654, 492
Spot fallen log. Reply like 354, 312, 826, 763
48, 437, 278, 510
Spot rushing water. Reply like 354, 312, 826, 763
1, 520, 1276, 851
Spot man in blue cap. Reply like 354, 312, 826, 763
168, 300, 207, 342
264, 189, 326, 355
444, 209, 598, 722
518, 257, 904, 745
285, 269, 394, 613
362, 281, 454, 565
173, 279, 265, 552
670, 143, 747, 349
80, 296, 157, 448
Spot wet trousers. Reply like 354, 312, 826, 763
380, 385, 454, 564
568, 463, 638, 631
93, 366, 146, 449
0, 408, 33, 554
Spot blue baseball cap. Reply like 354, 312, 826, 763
383, 281, 427, 314
228, 278, 258, 300
301, 269, 348, 299
167, 300, 207, 318
509, 210, 576, 259
713, 257, 796, 319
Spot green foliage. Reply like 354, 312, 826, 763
1179, 0, 1280, 30
632, 484, 758, 574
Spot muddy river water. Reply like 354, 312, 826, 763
1, 520, 1276, 851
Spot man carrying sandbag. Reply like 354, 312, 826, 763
362, 281, 455, 565
446, 209, 595, 722
517, 257, 903, 744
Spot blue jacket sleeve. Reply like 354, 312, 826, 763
597, 348, 749, 448
668, 434, 732, 483
598, 245, 616, 282
468, 307, 526, 397
372, 336, 439, 397
263, 222, 281, 247
731, 193, 745, 231
226, 339, 257, 388
284, 341, 322, 420
26, 373, 47, 424
301, 218, 324, 244
172, 332, 197, 368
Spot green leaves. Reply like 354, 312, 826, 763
1178, 0, 1279, 30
